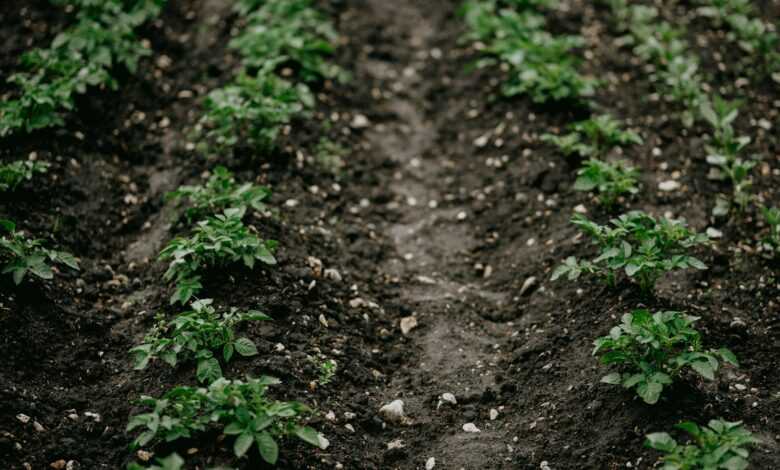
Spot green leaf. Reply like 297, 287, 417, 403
293, 425, 322, 447
196, 357, 222, 383
234, 337, 258, 357
690, 360, 715, 380
718, 348, 739, 367
645, 432, 677, 452
233, 432, 254, 457
256, 431, 279, 464
637, 381, 663, 404
601, 372, 622, 384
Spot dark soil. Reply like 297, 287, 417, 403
1, 0, 779, 469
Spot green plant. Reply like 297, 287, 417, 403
130, 299, 269, 383
761, 206, 780, 255
127, 376, 324, 464
552, 211, 709, 293
646, 419, 758, 469
699, 97, 756, 215
593, 309, 737, 404
194, 71, 313, 154
315, 137, 348, 174
0, 0, 164, 136
318, 359, 337, 385
230, 0, 343, 83
0, 219, 79, 284
542, 114, 643, 158
0, 160, 49, 191
167, 166, 270, 223
461, 0, 596, 103
574, 159, 640, 207
127, 454, 184, 470
158, 207, 277, 304
695, 0, 780, 79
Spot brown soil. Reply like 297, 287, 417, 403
1, 0, 778, 469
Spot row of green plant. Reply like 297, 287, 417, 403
491, 2, 767, 467
460, 0, 595, 103
193, 0, 342, 156
695, 0, 780, 81
125, 0, 343, 467
0, 0, 165, 136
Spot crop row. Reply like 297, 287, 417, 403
463, 0, 773, 467
124, 0, 345, 468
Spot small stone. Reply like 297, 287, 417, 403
319, 314, 329, 328
573, 204, 587, 214
379, 400, 405, 422
706, 227, 723, 239
474, 135, 489, 147
136, 450, 153, 462
400, 316, 418, 335
519, 277, 537, 296
658, 180, 680, 192
441, 393, 457, 405
351, 114, 370, 128
324, 268, 342, 282
387, 439, 404, 450
344, 412, 357, 420
426, 457, 436, 469
50, 461, 66, 470
325, 411, 336, 421
735, 384, 747, 391
16, 414, 30, 424
462, 423, 481, 433
33, 421, 45, 432
84, 412, 101, 422
345, 423, 355, 432
490, 409, 499, 421
456, 211, 467, 221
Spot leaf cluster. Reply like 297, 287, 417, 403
158, 207, 277, 305
230, 0, 344, 83
574, 158, 640, 207
646, 419, 758, 470
594, 309, 737, 404
699, 97, 756, 216
127, 376, 324, 465
0, 0, 163, 136
0, 219, 79, 285
0, 160, 49, 192
167, 166, 271, 223
194, 72, 313, 154
542, 114, 642, 159
461, 0, 596, 103
130, 299, 269, 383
552, 211, 709, 293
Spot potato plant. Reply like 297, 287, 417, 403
461, 0, 596, 103
0, 160, 49, 192
158, 208, 277, 304
230, 0, 344, 83
574, 159, 640, 208
0, 0, 164, 136
761, 206, 780, 255
167, 166, 271, 223
695, 0, 780, 79
552, 212, 709, 293
594, 309, 737, 404
542, 114, 643, 159
0, 219, 79, 285
130, 299, 269, 383
127, 376, 323, 465
194, 72, 313, 154
646, 419, 757, 469
127, 454, 185, 470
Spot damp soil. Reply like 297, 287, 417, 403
1, 0, 779, 469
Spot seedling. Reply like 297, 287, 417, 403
230, 0, 343, 83
158, 208, 277, 304
130, 299, 269, 383
0, 219, 79, 284
315, 137, 348, 175
167, 166, 270, 223
542, 115, 642, 159
699, 97, 757, 215
574, 159, 640, 207
127, 454, 184, 470
195, 71, 313, 154
461, 1, 595, 103
761, 206, 780, 255
0, 160, 49, 191
0, 0, 163, 136
127, 376, 324, 464
552, 211, 709, 293
318, 359, 337, 385
594, 309, 738, 404
646, 419, 758, 469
